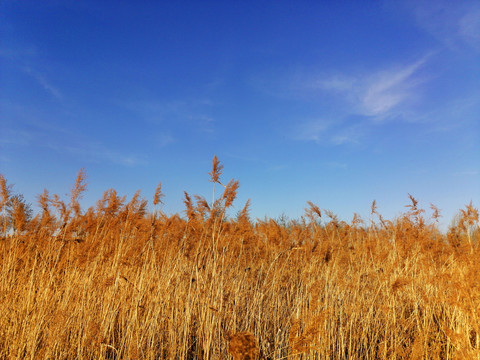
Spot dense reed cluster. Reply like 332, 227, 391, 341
0, 157, 479, 359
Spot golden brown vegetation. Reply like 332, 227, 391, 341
0, 158, 479, 359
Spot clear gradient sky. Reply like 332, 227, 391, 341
1, 1, 479, 230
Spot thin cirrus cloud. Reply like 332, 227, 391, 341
47, 141, 147, 167
459, 9, 480, 50
156, 132, 175, 148
360, 58, 428, 118
294, 119, 332, 142
410, 0, 480, 52
407, 93, 480, 133
293, 119, 364, 146
312, 56, 428, 119
0, 48, 63, 100
23, 67, 63, 100
124, 98, 216, 134
293, 56, 429, 144
0, 113, 146, 167
35, 124, 148, 166
330, 124, 364, 146
0, 129, 33, 146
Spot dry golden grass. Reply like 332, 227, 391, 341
0, 159, 479, 359
227, 332, 259, 360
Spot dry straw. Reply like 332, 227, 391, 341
0, 160, 478, 359
227, 331, 259, 360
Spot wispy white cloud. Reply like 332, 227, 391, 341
406, 93, 480, 132
259, 54, 429, 123
156, 132, 175, 147
0, 108, 145, 167
307, 56, 428, 119
23, 66, 63, 99
408, 0, 480, 52
294, 118, 364, 146
294, 119, 332, 142
124, 98, 216, 135
0, 129, 33, 146
188, 114, 215, 133
459, 8, 480, 50
96, 150, 147, 167
48, 142, 147, 167
309, 76, 355, 93
291, 56, 429, 145
331, 127, 363, 146
359, 58, 427, 117
0, 47, 63, 100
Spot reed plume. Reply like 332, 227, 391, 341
153, 181, 164, 206
0, 164, 478, 360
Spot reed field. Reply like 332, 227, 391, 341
0, 157, 479, 359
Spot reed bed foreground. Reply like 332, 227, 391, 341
0, 159, 479, 359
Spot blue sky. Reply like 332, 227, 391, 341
1, 0, 479, 230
